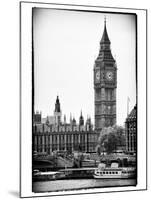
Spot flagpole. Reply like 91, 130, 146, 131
127, 97, 130, 117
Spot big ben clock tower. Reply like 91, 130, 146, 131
94, 19, 117, 132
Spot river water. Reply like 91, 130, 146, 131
33, 179, 136, 193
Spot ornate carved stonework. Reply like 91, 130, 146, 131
94, 20, 117, 132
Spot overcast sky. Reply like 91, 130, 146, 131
33, 8, 136, 126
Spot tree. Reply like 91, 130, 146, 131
97, 125, 126, 154
96, 145, 101, 156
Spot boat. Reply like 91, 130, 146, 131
93, 162, 136, 179
33, 171, 66, 181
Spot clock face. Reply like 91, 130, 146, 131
106, 71, 113, 81
96, 71, 100, 81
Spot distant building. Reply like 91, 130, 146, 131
54, 96, 62, 125
41, 97, 61, 125
33, 123, 97, 154
33, 96, 98, 154
33, 111, 42, 124
125, 105, 137, 153
79, 111, 84, 126
42, 116, 55, 125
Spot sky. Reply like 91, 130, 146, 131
33, 8, 136, 126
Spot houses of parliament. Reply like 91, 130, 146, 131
33, 20, 119, 154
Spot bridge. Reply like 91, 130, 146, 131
33, 156, 74, 171
100, 154, 136, 162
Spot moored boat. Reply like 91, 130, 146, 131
33, 171, 66, 181
93, 163, 136, 179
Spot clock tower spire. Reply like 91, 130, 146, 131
94, 19, 117, 132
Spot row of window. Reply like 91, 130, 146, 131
34, 127, 91, 133
34, 136, 90, 145
97, 171, 119, 175
34, 144, 95, 152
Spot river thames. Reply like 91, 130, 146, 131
33, 179, 136, 193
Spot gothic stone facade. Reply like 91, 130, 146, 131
94, 21, 117, 132
33, 123, 98, 154
125, 105, 137, 153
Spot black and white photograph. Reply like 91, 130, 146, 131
20, 1, 147, 198
32, 7, 137, 193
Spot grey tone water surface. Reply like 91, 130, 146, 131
33, 179, 136, 193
